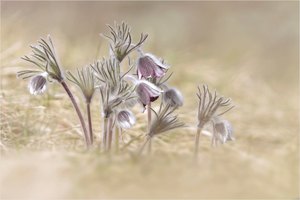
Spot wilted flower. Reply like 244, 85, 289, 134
136, 80, 163, 107
162, 87, 183, 108
116, 110, 136, 129
28, 72, 48, 95
137, 53, 169, 79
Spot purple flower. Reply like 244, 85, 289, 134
137, 53, 169, 79
136, 80, 163, 106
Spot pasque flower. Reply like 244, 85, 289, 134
18, 35, 91, 148
116, 110, 136, 129
136, 80, 163, 107
28, 72, 48, 95
162, 87, 183, 108
194, 85, 234, 157
137, 53, 169, 79
213, 119, 234, 144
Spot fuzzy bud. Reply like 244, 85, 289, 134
162, 87, 183, 108
28, 73, 48, 95
116, 110, 136, 129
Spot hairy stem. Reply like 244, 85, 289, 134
147, 137, 152, 154
194, 126, 203, 158
86, 102, 93, 145
61, 81, 90, 148
147, 103, 152, 154
137, 136, 151, 156
102, 117, 108, 151
107, 116, 114, 151
115, 126, 120, 153
147, 102, 151, 132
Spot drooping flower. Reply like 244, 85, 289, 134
136, 80, 163, 106
116, 110, 136, 129
213, 119, 234, 144
162, 87, 183, 108
137, 53, 169, 79
28, 72, 48, 95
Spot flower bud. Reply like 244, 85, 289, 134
28, 72, 48, 95
116, 110, 136, 129
162, 88, 183, 108
214, 119, 234, 143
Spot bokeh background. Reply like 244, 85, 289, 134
1, 1, 299, 199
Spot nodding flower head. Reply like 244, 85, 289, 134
213, 119, 234, 144
137, 53, 169, 79
162, 87, 183, 108
136, 80, 163, 107
116, 110, 136, 129
28, 72, 48, 95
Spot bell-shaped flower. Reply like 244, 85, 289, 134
213, 119, 234, 144
116, 110, 136, 129
137, 53, 169, 79
162, 87, 183, 108
28, 72, 48, 95
136, 80, 163, 106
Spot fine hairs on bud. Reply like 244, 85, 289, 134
116, 110, 136, 129
28, 72, 48, 95
162, 87, 183, 108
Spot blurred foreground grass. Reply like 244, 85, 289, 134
1, 1, 299, 199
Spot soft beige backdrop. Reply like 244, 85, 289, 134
1, 1, 299, 199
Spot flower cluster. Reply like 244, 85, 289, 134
17, 22, 234, 157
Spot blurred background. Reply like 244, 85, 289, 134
1, 1, 299, 199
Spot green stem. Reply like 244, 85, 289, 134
61, 81, 90, 148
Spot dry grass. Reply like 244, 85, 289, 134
1, 1, 299, 199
